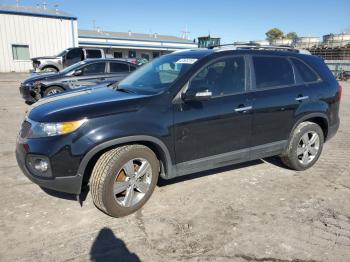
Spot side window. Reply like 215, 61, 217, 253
130, 65, 137, 71
189, 57, 245, 96
253, 56, 295, 89
86, 49, 102, 59
110, 62, 130, 73
66, 49, 83, 60
291, 58, 319, 83
81, 62, 106, 75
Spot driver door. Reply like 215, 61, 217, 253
63, 48, 84, 68
65, 62, 108, 89
173, 56, 253, 175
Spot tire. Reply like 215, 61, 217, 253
90, 145, 160, 217
280, 121, 324, 171
42, 66, 58, 73
43, 86, 64, 97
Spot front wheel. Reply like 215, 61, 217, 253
43, 86, 64, 97
280, 121, 324, 171
90, 145, 160, 217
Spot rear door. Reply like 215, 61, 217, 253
249, 55, 313, 156
107, 61, 134, 83
63, 48, 84, 67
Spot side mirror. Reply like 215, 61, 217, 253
181, 88, 212, 102
73, 69, 83, 76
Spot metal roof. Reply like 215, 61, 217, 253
0, 4, 77, 20
78, 29, 195, 44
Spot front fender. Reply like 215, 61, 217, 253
75, 135, 174, 193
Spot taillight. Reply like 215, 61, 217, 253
339, 84, 342, 100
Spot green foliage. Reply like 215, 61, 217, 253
266, 28, 284, 41
286, 32, 298, 40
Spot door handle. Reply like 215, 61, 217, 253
234, 106, 252, 112
295, 96, 309, 101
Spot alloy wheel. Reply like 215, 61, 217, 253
297, 131, 320, 165
113, 158, 152, 207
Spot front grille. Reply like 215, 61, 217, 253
19, 121, 32, 138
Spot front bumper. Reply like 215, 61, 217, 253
19, 84, 39, 103
15, 139, 83, 195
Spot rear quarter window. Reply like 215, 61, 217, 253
86, 49, 102, 59
110, 62, 130, 73
291, 58, 319, 83
253, 56, 295, 89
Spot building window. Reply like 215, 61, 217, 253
114, 52, 123, 58
128, 50, 136, 58
12, 45, 30, 60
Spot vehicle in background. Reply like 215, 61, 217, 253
20, 59, 138, 104
336, 70, 350, 81
125, 57, 149, 66
31, 47, 106, 73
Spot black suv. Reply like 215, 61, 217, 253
20, 59, 137, 104
16, 46, 341, 217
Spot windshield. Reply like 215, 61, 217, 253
60, 61, 87, 74
118, 55, 198, 93
56, 49, 69, 57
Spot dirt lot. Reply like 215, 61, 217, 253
0, 73, 349, 262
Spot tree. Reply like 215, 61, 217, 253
266, 28, 284, 42
286, 32, 298, 40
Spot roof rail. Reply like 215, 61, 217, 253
208, 43, 311, 54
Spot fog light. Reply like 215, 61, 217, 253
34, 159, 48, 172
26, 155, 52, 178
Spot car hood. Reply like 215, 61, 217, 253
31, 56, 58, 60
28, 87, 151, 122
23, 72, 62, 84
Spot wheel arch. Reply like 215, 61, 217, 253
77, 136, 174, 190
41, 65, 59, 72
292, 113, 329, 141
41, 85, 66, 95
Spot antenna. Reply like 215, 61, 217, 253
42, 1, 47, 9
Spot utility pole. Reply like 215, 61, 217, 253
181, 25, 190, 40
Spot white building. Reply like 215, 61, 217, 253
78, 29, 197, 61
0, 5, 78, 72
0, 4, 197, 72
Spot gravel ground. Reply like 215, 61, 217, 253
0, 73, 349, 262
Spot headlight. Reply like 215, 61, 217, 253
34, 81, 41, 87
28, 119, 87, 138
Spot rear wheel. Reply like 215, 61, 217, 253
90, 145, 160, 217
43, 86, 64, 97
280, 121, 324, 171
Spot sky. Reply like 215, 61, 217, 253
1, 0, 350, 43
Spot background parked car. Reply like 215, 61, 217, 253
124, 57, 149, 66
31, 47, 106, 73
20, 59, 138, 104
